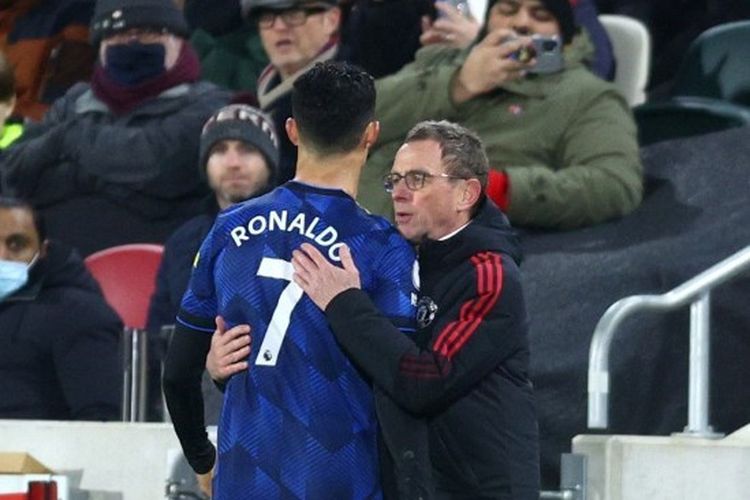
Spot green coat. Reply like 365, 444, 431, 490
360, 35, 643, 229
190, 26, 268, 93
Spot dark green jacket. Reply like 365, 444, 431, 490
360, 34, 643, 229
190, 25, 268, 93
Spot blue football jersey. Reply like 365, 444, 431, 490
178, 181, 417, 500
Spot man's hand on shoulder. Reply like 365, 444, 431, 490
292, 243, 361, 311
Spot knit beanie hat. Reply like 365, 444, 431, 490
199, 104, 280, 183
485, 0, 577, 44
90, 0, 189, 46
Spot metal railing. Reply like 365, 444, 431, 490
588, 245, 750, 435
121, 328, 148, 422
540, 453, 587, 500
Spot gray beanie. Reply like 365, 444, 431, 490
199, 105, 280, 183
90, 0, 189, 46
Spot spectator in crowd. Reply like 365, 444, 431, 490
247, 0, 439, 184
209, 120, 541, 498
359, 0, 642, 229
0, 0, 231, 256
183, 0, 434, 96
0, 196, 122, 420
147, 103, 279, 339
163, 61, 418, 499
145, 104, 278, 422
0, 51, 22, 150
0, 0, 97, 122
422, 0, 615, 80
248, 0, 343, 184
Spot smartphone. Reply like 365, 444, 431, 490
528, 35, 564, 74
508, 34, 564, 75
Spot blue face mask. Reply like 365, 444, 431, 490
104, 42, 166, 86
0, 253, 37, 301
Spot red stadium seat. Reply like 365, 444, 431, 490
84, 244, 164, 329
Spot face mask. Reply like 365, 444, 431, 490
0, 253, 37, 301
104, 42, 166, 86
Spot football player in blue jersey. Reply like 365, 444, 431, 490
208, 120, 541, 499
162, 61, 418, 499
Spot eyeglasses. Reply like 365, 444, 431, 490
383, 170, 467, 193
257, 6, 330, 29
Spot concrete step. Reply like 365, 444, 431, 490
573, 424, 750, 500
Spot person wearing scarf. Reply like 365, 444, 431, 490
1, 0, 231, 256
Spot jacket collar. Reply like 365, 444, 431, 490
74, 83, 194, 114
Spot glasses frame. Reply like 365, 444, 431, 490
383, 170, 468, 193
256, 6, 330, 29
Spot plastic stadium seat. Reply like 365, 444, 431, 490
672, 20, 750, 106
633, 98, 750, 146
85, 244, 164, 329
599, 14, 651, 106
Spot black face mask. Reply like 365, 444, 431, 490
104, 42, 166, 85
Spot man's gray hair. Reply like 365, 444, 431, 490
404, 120, 489, 189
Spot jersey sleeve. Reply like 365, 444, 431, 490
176, 224, 221, 333
367, 234, 418, 333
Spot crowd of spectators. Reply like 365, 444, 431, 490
0, 0, 747, 494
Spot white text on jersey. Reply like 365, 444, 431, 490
230, 210, 344, 262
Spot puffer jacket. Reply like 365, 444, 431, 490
0, 241, 123, 420
1, 80, 231, 218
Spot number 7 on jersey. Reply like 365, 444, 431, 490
254, 257, 304, 366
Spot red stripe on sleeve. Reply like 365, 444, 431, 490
398, 354, 449, 379
432, 252, 503, 359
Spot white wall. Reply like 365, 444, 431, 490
0, 421, 182, 499
467, 0, 488, 19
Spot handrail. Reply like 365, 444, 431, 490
588, 245, 750, 432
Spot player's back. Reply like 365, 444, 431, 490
181, 181, 416, 499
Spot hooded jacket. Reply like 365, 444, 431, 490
325, 198, 540, 499
0, 241, 123, 420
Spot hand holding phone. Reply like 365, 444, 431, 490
507, 34, 564, 74
453, 29, 535, 103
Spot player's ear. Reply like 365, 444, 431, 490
285, 118, 300, 146
362, 120, 380, 150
